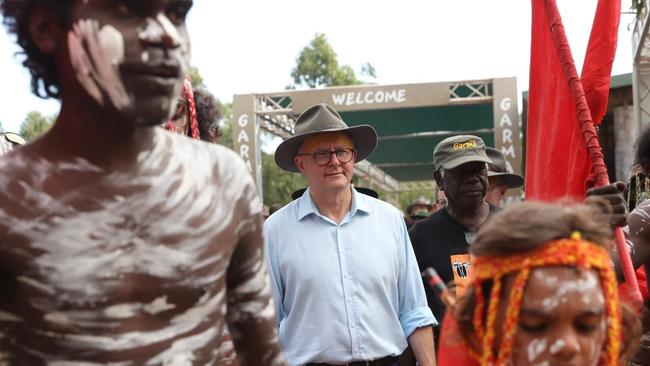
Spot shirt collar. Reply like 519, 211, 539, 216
297, 187, 318, 221
297, 186, 373, 221
351, 187, 372, 216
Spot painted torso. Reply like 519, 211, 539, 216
0, 129, 282, 365
628, 201, 650, 365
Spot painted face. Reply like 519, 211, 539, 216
168, 98, 190, 135
440, 161, 488, 210
67, 0, 192, 126
295, 132, 356, 193
435, 190, 447, 211
207, 123, 219, 143
502, 267, 607, 366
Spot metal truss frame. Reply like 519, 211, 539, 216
236, 77, 517, 198
449, 80, 492, 104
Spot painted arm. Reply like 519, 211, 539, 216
586, 182, 644, 281
226, 214, 287, 366
622, 203, 650, 275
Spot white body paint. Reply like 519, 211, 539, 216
98, 25, 124, 66
527, 338, 548, 362
0, 130, 281, 364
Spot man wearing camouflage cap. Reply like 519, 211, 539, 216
409, 135, 500, 327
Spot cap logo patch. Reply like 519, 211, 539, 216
453, 140, 477, 150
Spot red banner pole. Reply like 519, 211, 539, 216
543, 0, 642, 306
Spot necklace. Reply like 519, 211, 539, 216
464, 230, 477, 245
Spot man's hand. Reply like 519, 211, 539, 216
586, 181, 627, 227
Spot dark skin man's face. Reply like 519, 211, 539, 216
64, 0, 193, 126
435, 161, 488, 211
168, 98, 190, 135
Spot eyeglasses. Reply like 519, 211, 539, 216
298, 148, 355, 166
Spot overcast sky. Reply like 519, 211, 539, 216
0, 0, 638, 133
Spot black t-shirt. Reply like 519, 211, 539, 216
409, 205, 500, 322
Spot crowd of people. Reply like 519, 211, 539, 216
0, 1, 648, 366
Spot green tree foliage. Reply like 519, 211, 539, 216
188, 65, 206, 88
360, 62, 376, 79
398, 190, 435, 214
290, 33, 376, 88
216, 102, 233, 149
262, 152, 307, 205
20, 111, 54, 141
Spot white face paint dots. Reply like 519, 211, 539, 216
97, 24, 124, 66
510, 267, 607, 366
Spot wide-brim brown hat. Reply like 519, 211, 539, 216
486, 147, 524, 188
275, 103, 378, 173
406, 196, 432, 214
488, 171, 524, 188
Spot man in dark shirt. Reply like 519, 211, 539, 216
409, 135, 496, 324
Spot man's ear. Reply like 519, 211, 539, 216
28, 5, 63, 54
433, 170, 443, 190
294, 156, 305, 174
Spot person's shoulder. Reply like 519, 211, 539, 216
165, 130, 251, 179
422, 209, 448, 225
410, 209, 448, 233
630, 200, 650, 227
264, 199, 298, 232
206, 143, 248, 173
0, 143, 49, 182
168, 131, 241, 162
365, 195, 402, 217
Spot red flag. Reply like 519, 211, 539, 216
527, 0, 642, 305
581, 0, 621, 125
526, 0, 591, 201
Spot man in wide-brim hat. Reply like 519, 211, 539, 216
485, 147, 524, 207
265, 103, 436, 366
407, 196, 433, 220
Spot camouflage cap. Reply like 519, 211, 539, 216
433, 135, 492, 171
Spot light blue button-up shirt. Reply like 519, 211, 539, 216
264, 188, 436, 366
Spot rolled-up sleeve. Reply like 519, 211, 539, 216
396, 217, 436, 337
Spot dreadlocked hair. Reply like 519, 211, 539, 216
165, 78, 199, 140
1, 0, 74, 99
628, 127, 650, 210
453, 201, 641, 364
183, 78, 199, 140
627, 169, 650, 212
636, 125, 650, 175
193, 87, 221, 143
